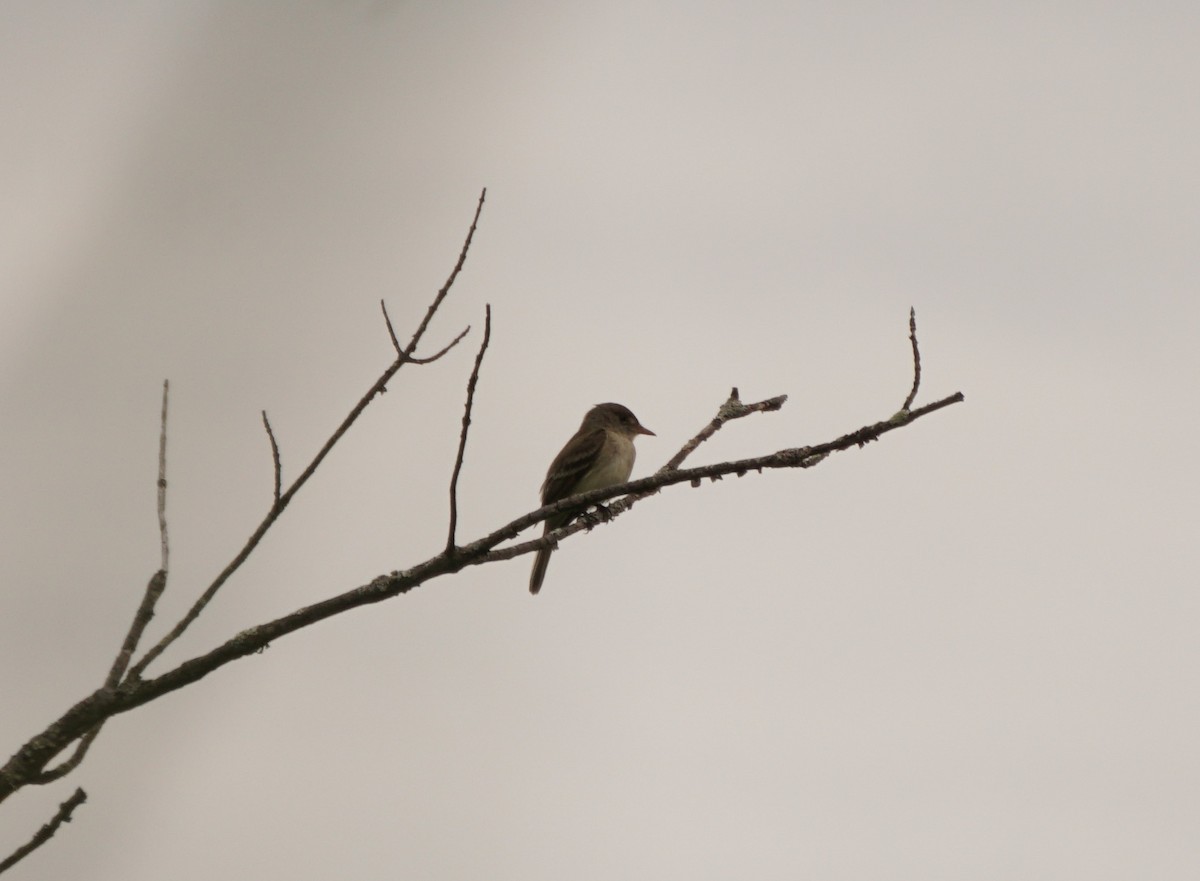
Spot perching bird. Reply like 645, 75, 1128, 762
529, 402, 655, 594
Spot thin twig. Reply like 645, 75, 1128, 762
661, 387, 789, 472
381, 299, 403, 355
261, 411, 282, 506
108, 380, 172, 684
157, 380, 170, 571
413, 325, 472, 363
127, 189, 487, 679
447, 304, 492, 553
0, 787, 87, 874
902, 307, 921, 412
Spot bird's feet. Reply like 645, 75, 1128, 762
580, 503, 615, 529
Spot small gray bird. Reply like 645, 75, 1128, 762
530, 403, 655, 594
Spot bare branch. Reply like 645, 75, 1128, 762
410, 324, 472, 364
261, 410, 282, 507
0, 787, 87, 875
447, 304, 492, 553
902, 307, 922, 412
126, 189, 487, 680
0, 385, 963, 802
662, 387, 789, 472
0, 295, 963, 808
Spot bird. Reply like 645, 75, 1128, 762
529, 402, 655, 594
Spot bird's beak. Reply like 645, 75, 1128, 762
636, 424, 655, 436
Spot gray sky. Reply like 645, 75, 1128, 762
2, 3, 1197, 879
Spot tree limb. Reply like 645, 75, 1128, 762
0, 379, 963, 804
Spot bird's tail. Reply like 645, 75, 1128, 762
529, 525, 554, 594
529, 547, 552, 594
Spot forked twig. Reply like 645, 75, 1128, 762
661, 387, 788, 472
381, 300, 471, 364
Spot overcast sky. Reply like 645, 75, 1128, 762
2, 3, 1198, 879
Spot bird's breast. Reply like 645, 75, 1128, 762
574, 432, 636, 494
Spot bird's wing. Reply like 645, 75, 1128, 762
540, 427, 607, 505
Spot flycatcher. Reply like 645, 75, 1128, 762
529, 402, 655, 594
